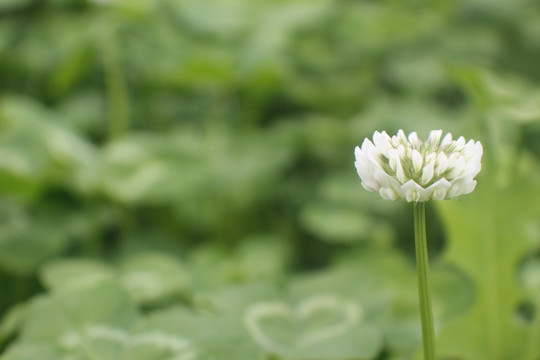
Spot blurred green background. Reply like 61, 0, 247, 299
1, 0, 540, 359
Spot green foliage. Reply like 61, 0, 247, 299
1, 0, 540, 359
435, 158, 540, 360
1, 247, 473, 360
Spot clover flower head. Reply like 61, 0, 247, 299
354, 130, 483, 202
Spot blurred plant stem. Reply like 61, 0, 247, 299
100, 20, 130, 140
99, 17, 132, 253
414, 202, 436, 360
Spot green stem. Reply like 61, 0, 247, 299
101, 19, 130, 141
414, 202, 436, 360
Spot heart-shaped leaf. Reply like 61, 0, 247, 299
244, 294, 382, 359
118, 252, 190, 304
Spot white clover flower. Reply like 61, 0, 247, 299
354, 130, 482, 203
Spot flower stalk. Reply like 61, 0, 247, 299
414, 202, 435, 360
354, 129, 483, 359
100, 19, 130, 141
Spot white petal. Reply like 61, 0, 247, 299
355, 163, 380, 192
447, 156, 466, 179
441, 133, 453, 147
397, 144, 406, 158
374, 169, 403, 194
447, 179, 477, 198
355, 160, 377, 187
406, 147, 413, 159
356, 169, 379, 191
474, 141, 483, 157
401, 180, 429, 202
393, 130, 407, 147
467, 142, 483, 177
462, 140, 476, 160
447, 152, 459, 165
455, 136, 466, 150
361, 180, 380, 192
408, 132, 420, 147
425, 152, 436, 165
461, 179, 477, 195
426, 178, 451, 200
360, 138, 383, 168
460, 161, 481, 178
373, 131, 391, 157
468, 158, 482, 178
388, 149, 400, 171
354, 146, 362, 160
395, 161, 408, 183
355, 146, 379, 191
360, 138, 376, 156
426, 130, 443, 147
421, 161, 435, 185
379, 187, 399, 200
412, 149, 423, 174
434, 152, 449, 176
